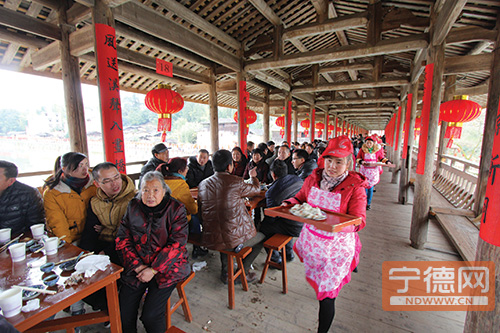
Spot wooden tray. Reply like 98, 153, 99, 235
264, 206, 362, 232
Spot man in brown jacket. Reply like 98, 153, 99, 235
198, 149, 265, 284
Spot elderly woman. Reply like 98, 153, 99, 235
284, 135, 367, 333
116, 171, 190, 333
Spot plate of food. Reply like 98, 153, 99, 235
289, 203, 327, 220
22, 285, 45, 301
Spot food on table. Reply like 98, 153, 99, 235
290, 203, 327, 220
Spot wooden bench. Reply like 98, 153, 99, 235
259, 234, 293, 294
187, 234, 252, 309
166, 271, 195, 330
166, 326, 186, 333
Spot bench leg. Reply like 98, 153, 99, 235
166, 298, 172, 329
227, 254, 235, 309
259, 249, 273, 284
280, 247, 288, 294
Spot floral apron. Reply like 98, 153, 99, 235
294, 187, 357, 300
359, 152, 380, 188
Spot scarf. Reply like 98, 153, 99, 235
172, 172, 186, 180
320, 170, 348, 192
62, 174, 89, 194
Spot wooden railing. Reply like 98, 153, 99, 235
409, 147, 479, 210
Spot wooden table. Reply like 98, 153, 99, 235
0, 240, 123, 332
191, 187, 266, 212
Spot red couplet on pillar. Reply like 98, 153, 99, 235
416, 63, 434, 175
238, 81, 249, 155
287, 101, 292, 144
95, 24, 126, 173
480, 100, 500, 246
310, 108, 316, 142
402, 94, 413, 160
395, 106, 402, 148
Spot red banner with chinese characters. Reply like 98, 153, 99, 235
310, 108, 316, 142
94, 24, 126, 172
238, 80, 249, 154
395, 106, 402, 149
480, 100, 500, 246
286, 101, 292, 144
402, 94, 413, 159
156, 58, 173, 77
416, 64, 434, 175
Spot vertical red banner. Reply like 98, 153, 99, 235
402, 94, 413, 159
416, 64, 434, 175
95, 24, 126, 172
310, 108, 316, 142
238, 80, 248, 154
286, 100, 292, 144
480, 100, 500, 246
395, 106, 402, 149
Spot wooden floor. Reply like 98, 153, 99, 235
80, 171, 466, 333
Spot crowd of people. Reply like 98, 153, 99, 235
0, 134, 390, 332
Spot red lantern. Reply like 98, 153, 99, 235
440, 96, 482, 142
300, 119, 310, 129
276, 116, 285, 138
234, 109, 257, 136
145, 84, 184, 142
327, 124, 334, 138
315, 122, 325, 130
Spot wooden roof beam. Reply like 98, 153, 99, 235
446, 26, 497, 45
178, 79, 237, 96
282, 12, 368, 40
293, 78, 408, 94
332, 107, 395, 113
0, 6, 61, 40
245, 34, 428, 71
431, 0, 467, 46
319, 62, 374, 74
316, 97, 399, 106
445, 53, 493, 76
113, 2, 240, 71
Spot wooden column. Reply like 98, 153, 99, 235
392, 103, 405, 184
435, 76, 456, 175
263, 88, 270, 142
237, 71, 246, 151
309, 106, 315, 142
473, 18, 500, 216
410, 42, 445, 249
284, 94, 291, 144
323, 112, 328, 141
333, 115, 337, 138
293, 107, 298, 143
399, 83, 418, 204
208, 67, 219, 153
59, 1, 88, 155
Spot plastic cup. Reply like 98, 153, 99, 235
0, 287, 22, 318
44, 237, 59, 255
0, 228, 11, 244
30, 224, 45, 240
8, 243, 26, 262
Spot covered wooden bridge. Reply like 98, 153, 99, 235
1, 0, 500, 331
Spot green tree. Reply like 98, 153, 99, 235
121, 92, 156, 126
0, 109, 27, 134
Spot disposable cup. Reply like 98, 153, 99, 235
0, 228, 11, 244
8, 243, 26, 262
30, 224, 45, 240
44, 237, 59, 255
0, 287, 22, 318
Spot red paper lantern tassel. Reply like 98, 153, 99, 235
158, 114, 172, 132
446, 138, 453, 148
280, 128, 285, 138
304, 129, 309, 136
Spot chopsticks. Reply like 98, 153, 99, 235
0, 233, 24, 253
54, 251, 94, 265
13, 285, 57, 295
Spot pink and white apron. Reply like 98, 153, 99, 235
359, 152, 380, 188
294, 187, 360, 300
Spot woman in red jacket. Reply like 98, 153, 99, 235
284, 136, 367, 333
116, 171, 190, 333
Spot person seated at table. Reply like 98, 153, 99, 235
356, 135, 391, 210
43, 152, 96, 244
198, 149, 265, 284
260, 159, 303, 264
139, 143, 170, 186
157, 157, 207, 259
230, 147, 247, 177
186, 149, 214, 188
116, 171, 190, 333
275, 145, 295, 175
243, 148, 269, 184
306, 143, 318, 161
80, 162, 136, 264
292, 149, 318, 181
0, 160, 45, 237
246, 141, 255, 159
283, 136, 367, 333
266, 140, 276, 160
257, 142, 270, 161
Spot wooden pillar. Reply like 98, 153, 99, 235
309, 106, 315, 142
293, 107, 298, 142
399, 83, 418, 204
333, 115, 337, 138
435, 76, 456, 175
59, 1, 88, 156
474, 18, 500, 216
208, 67, 219, 153
410, 42, 445, 249
237, 71, 247, 152
323, 112, 328, 141
392, 103, 405, 184
263, 88, 270, 142
284, 94, 291, 144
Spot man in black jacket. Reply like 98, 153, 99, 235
292, 149, 318, 181
260, 160, 303, 263
0, 160, 45, 237
139, 143, 170, 185
186, 149, 214, 188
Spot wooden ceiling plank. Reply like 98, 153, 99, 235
0, 6, 61, 40
316, 97, 399, 105
113, 1, 240, 71
248, 0, 281, 26
153, 0, 240, 50
444, 53, 493, 75
293, 78, 409, 94
67, 3, 92, 25
319, 62, 373, 74
245, 34, 428, 71
431, 0, 467, 46
282, 11, 368, 40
